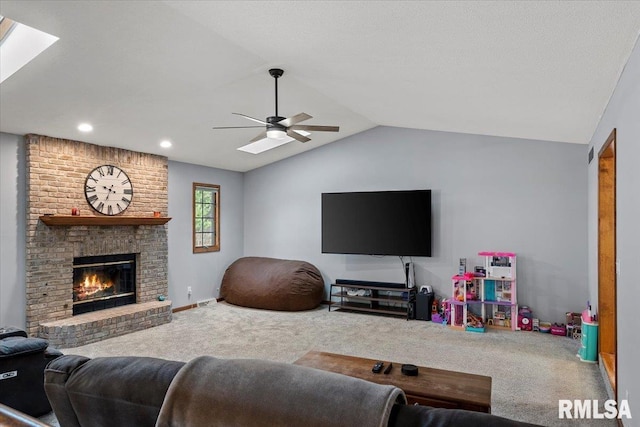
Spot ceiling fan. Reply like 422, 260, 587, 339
213, 68, 339, 154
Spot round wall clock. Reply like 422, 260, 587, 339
84, 165, 133, 215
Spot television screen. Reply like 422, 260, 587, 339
321, 190, 431, 257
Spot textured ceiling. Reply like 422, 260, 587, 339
1, 1, 639, 172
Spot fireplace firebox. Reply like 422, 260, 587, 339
72, 253, 136, 315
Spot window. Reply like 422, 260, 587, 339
193, 183, 220, 253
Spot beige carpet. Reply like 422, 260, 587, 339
43, 301, 612, 426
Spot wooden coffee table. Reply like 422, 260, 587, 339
294, 351, 492, 413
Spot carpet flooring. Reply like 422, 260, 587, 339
41, 301, 612, 426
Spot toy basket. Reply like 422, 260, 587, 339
539, 322, 551, 333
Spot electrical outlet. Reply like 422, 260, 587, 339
187, 286, 192, 294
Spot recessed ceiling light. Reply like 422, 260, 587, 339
77, 123, 93, 132
160, 140, 172, 148
0, 16, 59, 83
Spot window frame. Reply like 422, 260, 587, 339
192, 182, 220, 253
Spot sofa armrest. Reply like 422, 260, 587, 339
44, 347, 63, 360
0, 337, 48, 357
45, 355, 184, 427
44, 355, 91, 427
0, 327, 28, 340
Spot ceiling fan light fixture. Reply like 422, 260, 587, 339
266, 128, 287, 140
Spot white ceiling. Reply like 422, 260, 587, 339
1, 1, 639, 172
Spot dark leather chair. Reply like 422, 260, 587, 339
0, 327, 62, 417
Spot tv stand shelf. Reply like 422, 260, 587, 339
329, 283, 416, 320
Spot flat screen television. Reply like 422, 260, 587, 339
321, 190, 431, 257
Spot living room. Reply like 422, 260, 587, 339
1, 2, 639, 426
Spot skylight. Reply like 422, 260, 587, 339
0, 16, 59, 84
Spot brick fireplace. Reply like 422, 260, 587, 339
25, 135, 172, 347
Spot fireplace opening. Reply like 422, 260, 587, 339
73, 253, 136, 315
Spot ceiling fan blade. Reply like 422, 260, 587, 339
287, 129, 311, 143
278, 113, 312, 127
289, 125, 339, 132
250, 130, 268, 143
212, 125, 265, 129
232, 112, 268, 125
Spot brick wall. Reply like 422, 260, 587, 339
25, 134, 170, 338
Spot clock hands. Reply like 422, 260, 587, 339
103, 185, 116, 201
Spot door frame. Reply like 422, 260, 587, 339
597, 128, 616, 398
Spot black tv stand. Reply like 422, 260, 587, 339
329, 281, 416, 320
335, 279, 407, 288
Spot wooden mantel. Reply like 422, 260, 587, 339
39, 215, 171, 226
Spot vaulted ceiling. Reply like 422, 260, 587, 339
1, 1, 639, 172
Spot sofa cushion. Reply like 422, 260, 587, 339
220, 256, 324, 311
388, 404, 542, 427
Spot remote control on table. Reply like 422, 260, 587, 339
383, 363, 393, 374
372, 361, 384, 373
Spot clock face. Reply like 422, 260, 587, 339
84, 165, 133, 216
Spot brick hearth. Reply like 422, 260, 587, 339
25, 135, 171, 346
39, 301, 171, 348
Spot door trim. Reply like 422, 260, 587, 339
597, 128, 616, 398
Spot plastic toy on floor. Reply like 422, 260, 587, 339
539, 322, 551, 333
532, 318, 540, 332
565, 311, 582, 338
518, 306, 533, 331
466, 312, 485, 333
572, 326, 582, 340
551, 323, 566, 336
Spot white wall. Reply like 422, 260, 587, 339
588, 35, 640, 426
167, 160, 244, 307
0, 132, 26, 329
244, 126, 587, 324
